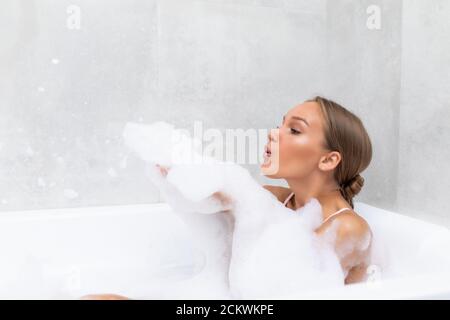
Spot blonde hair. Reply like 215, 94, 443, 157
307, 96, 372, 209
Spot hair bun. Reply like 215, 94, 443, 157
343, 174, 364, 198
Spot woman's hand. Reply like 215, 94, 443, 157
211, 191, 233, 211
155, 164, 170, 177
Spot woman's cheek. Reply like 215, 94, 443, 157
279, 147, 302, 176
283, 142, 315, 175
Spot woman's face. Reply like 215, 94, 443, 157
261, 101, 329, 179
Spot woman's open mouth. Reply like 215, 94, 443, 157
262, 145, 272, 167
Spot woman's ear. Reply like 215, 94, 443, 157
318, 151, 341, 172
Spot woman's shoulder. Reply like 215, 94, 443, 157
332, 209, 372, 246
263, 185, 292, 203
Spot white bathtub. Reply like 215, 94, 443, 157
0, 201, 450, 299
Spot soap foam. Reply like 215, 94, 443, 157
123, 121, 346, 298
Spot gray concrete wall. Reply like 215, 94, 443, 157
323, 0, 403, 211
0, 0, 331, 210
398, 0, 450, 226
0, 0, 448, 227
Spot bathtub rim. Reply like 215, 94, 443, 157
0, 201, 447, 233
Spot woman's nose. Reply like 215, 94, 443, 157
268, 127, 279, 142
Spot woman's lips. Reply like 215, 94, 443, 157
264, 144, 272, 156
262, 144, 272, 166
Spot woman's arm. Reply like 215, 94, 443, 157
344, 261, 370, 284
318, 212, 372, 284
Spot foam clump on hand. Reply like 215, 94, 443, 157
123, 121, 225, 202
123, 121, 203, 167
167, 163, 227, 202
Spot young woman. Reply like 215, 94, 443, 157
83, 96, 373, 299
262, 96, 373, 284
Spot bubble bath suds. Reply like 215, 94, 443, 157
123, 121, 347, 299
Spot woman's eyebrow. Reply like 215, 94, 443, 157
290, 116, 310, 127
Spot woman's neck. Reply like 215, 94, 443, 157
286, 176, 346, 212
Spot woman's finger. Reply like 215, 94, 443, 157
155, 164, 170, 177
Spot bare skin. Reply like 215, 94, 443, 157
261, 101, 372, 284
81, 294, 129, 300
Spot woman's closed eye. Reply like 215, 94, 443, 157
290, 128, 301, 135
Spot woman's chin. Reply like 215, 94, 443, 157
260, 161, 279, 177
